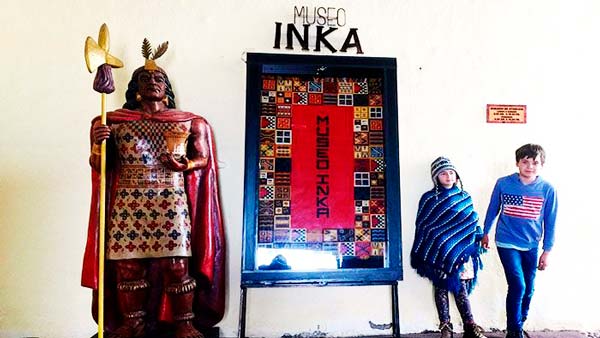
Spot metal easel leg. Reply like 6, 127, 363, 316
238, 286, 248, 338
391, 281, 400, 338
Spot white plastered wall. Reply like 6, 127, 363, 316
0, 1, 598, 337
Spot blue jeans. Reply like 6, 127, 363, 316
497, 247, 538, 331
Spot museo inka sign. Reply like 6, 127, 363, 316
273, 6, 363, 54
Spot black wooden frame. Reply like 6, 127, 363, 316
240, 52, 403, 338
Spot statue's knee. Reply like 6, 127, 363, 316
164, 257, 189, 281
115, 259, 146, 281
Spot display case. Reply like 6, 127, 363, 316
241, 53, 403, 286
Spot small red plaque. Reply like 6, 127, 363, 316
486, 104, 527, 124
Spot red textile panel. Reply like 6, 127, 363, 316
290, 105, 355, 230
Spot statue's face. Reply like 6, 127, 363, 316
137, 70, 167, 102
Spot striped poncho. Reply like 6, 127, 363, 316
410, 186, 484, 294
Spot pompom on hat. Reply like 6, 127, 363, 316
430, 156, 460, 184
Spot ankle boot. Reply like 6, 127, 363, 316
505, 329, 524, 338
462, 323, 487, 338
439, 322, 453, 338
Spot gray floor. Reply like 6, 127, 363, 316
400, 330, 594, 338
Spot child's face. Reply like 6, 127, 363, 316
437, 169, 457, 189
516, 155, 543, 181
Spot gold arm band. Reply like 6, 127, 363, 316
186, 159, 195, 171
91, 144, 101, 155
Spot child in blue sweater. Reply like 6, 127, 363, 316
482, 144, 558, 338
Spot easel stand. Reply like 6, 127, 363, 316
238, 281, 400, 338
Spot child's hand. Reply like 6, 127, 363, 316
538, 251, 550, 270
481, 234, 490, 249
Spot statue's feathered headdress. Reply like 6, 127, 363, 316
141, 38, 169, 71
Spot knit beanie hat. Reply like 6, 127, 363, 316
430, 156, 460, 185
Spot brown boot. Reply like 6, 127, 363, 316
439, 322, 453, 338
166, 277, 204, 338
463, 323, 487, 338
108, 279, 148, 338
505, 330, 524, 338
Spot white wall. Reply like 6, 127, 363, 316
1, 1, 598, 337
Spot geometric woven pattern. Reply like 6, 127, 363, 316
108, 120, 193, 260
257, 75, 387, 265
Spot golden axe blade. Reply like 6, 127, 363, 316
84, 23, 123, 73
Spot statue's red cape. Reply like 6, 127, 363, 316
81, 109, 225, 330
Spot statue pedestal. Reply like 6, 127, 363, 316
91, 326, 220, 338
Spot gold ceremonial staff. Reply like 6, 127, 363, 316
84, 23, 123, 338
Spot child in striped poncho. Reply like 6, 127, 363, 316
410, 157, 487, 338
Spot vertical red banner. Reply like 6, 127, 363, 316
290, 105, 355, 230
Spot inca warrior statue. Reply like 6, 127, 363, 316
82, 37, 225, 338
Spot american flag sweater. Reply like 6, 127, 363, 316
483, 173, 557, 251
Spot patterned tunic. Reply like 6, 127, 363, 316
107, 119, 192, 260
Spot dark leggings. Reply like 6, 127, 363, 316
434, 280, 474, 324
